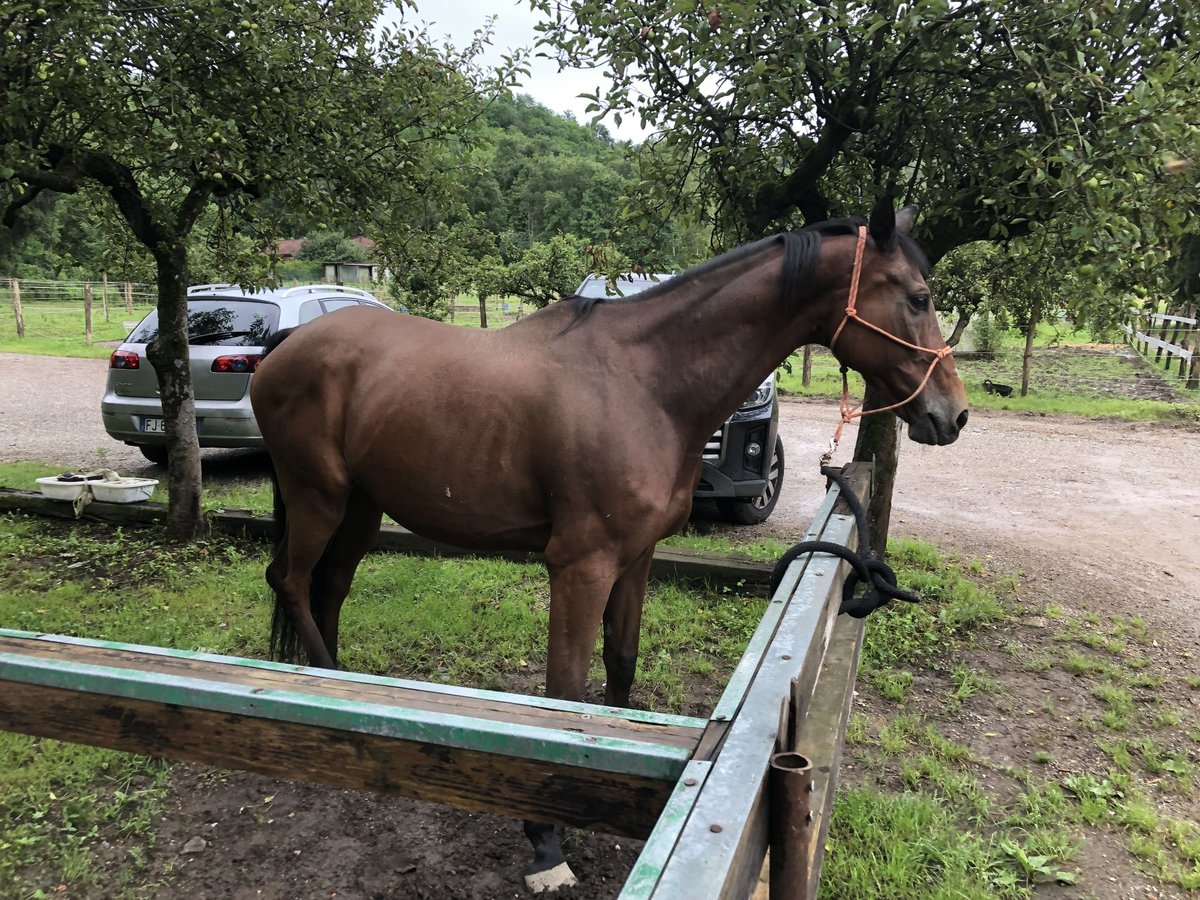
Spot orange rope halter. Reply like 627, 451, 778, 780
822, 226, 955, 463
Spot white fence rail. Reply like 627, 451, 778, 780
1123, 308, 1199, 389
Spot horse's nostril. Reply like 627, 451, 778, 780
956, 409, 969, 430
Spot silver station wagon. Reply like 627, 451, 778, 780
101, 283, 391, 464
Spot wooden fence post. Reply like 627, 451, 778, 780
84, 283, 93, 345
124, 282, 134, 315
851, 388, 900, 558
1188, 304, 1200, 390
10, 279, 24, 338
102, 273, 110, 322
1154, 315, 1170, 365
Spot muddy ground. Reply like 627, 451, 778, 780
2, 349, 1199, 898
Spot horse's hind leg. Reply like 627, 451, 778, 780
267, 478, 352, 669
311, 487, 382, 664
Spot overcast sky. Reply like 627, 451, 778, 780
405, 0, 654, 143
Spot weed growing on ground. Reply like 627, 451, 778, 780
835, 538, 1200, 898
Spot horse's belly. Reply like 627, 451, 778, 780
364, 477, 551, 554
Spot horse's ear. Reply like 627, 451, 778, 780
896, 205, 918, 234
868, 194, 897, 248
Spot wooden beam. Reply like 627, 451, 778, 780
0, 489, 772, 591
0, 630, 706, 838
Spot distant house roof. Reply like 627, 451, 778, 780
272, 239, 305, 260
268, 237, 376, 261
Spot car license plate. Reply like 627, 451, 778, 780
141, 417, 167, 434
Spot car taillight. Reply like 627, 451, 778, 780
110, 350, 140, 369
211, 354, 263, 374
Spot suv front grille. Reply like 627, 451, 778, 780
703, 425, 725, 462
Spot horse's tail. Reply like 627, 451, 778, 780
267, 465, 300, 662
267, 465, 334, 664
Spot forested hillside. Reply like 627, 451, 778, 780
0, 93, 707, 312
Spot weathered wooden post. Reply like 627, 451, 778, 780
1155, 314, 1170, 366
851, 386, 900, 557
1187, 305, 1199, 390
102, 273, 110, 322
84, 283, 94, 345
9, 279, 24, 338
124, 282, 134, 315
801, 345, 813, 387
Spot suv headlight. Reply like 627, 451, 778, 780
740, 374, 775, 410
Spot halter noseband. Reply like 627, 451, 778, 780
823, 225, 954, 463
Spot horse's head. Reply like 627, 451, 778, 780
824, 198, 969, 446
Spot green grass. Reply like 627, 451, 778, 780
0, 299, 154, 358
0, 736, 171, 895
822, 788, 1033, 898
857, 537, 1006, 674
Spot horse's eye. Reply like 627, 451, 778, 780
908, 294, 930, 311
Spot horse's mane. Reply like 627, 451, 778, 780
561, 217, 930, 331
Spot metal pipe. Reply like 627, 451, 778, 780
768, 751, 813, 900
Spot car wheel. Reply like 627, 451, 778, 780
138, 445, 169, 466
717, 436, 785, 525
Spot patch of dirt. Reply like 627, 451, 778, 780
92, 768, 641, 900
3, 354, 1200, 898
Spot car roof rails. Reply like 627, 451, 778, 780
187, 283, 240, 295
276, 285, 378, 301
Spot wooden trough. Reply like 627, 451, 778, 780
0, 463, 872, 898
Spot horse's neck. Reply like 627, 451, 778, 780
613, 247, 836, 439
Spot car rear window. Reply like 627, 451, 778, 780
576, 276, 672, 299
130, 299, 280, 346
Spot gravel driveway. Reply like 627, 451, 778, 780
4, 351, 1198, 646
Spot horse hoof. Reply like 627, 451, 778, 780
524, 862, 578, 893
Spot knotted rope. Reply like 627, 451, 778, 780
769, 467, 921, 618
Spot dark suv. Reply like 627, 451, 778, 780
575, 274, 784, 524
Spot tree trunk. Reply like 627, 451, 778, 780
1020, 298, 1042, 397
851, 386, 901, 559
478, 294, 488, 329
946, 309, 972, 348
801, 345, 812, 387
146, 241, 205, 542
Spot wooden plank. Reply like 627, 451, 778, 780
0, 679, 672, 837
0, 630, 705, 752
796, 614, 865, 897
0, 630, 712, 838
1133, 332, 1192, 360
0, 490, 773, 590
1147, 312, 1198, 326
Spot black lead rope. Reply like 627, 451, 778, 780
768, 467, 922, 618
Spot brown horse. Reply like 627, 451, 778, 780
250, 197, 968, 890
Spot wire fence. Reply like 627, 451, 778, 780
1, 276, 158, 343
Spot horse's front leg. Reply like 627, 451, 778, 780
523, 552, 619, 893
602, 545, 655, 708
